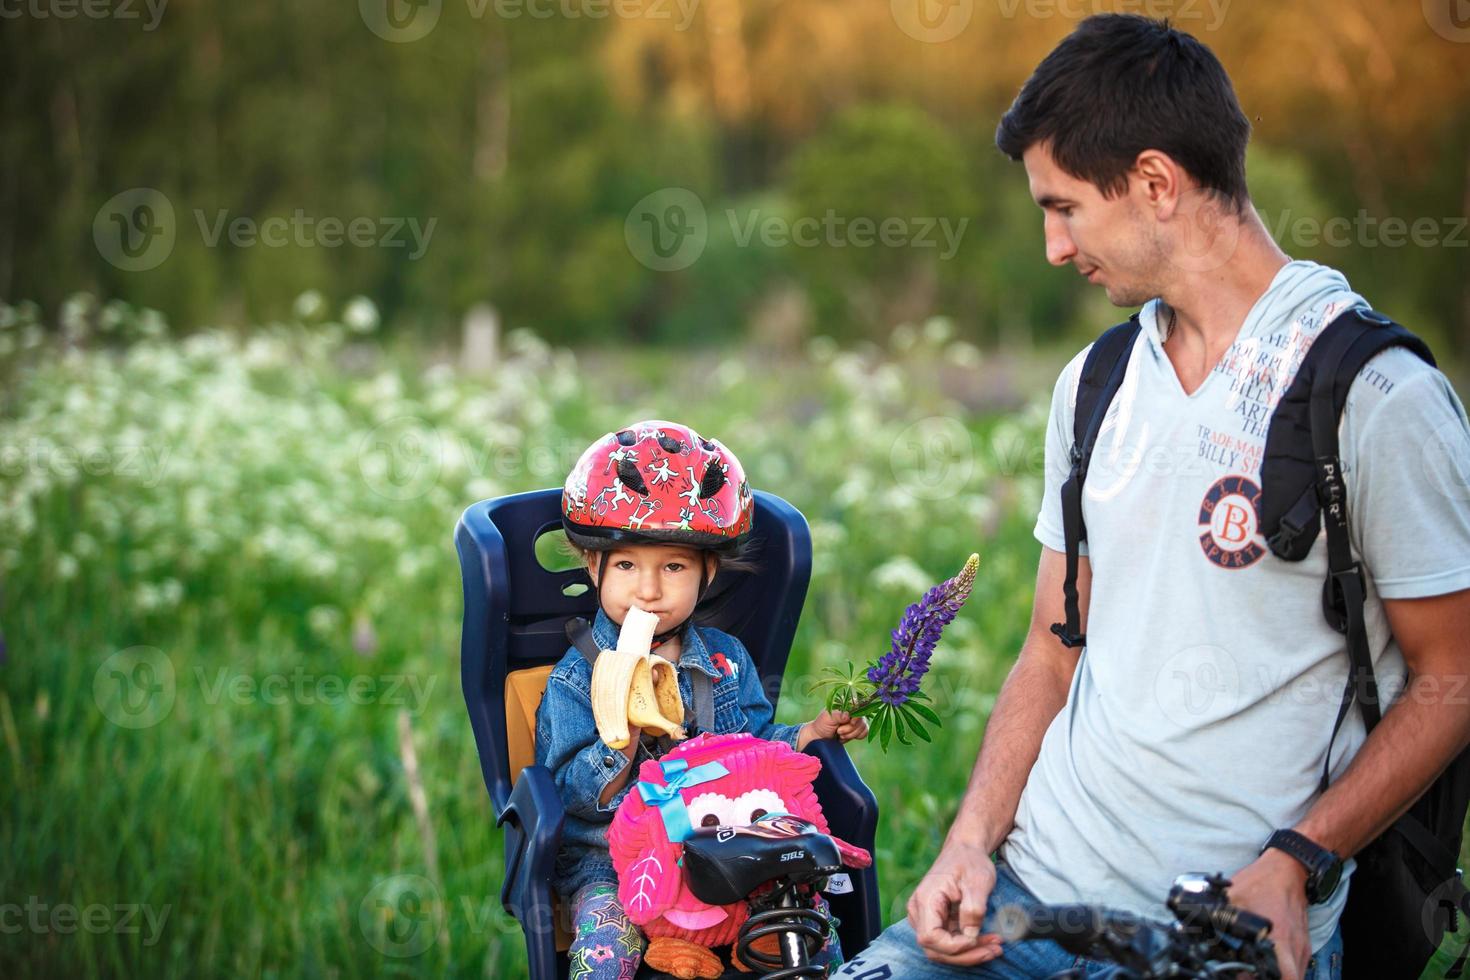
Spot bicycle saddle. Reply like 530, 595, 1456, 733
680, 814, 843, 907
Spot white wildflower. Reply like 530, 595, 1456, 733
343, 296, 380, 334
922, 316, 954, 346
308, 605, 343, 637
945, 341, 983, 369
294, 290, 326, 321
807, 335, 838, 363
137, 309, 167, 338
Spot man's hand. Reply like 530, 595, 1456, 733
906, 840, 1004, 966
797, 709, 869, 749
1227, 849, 1311, 980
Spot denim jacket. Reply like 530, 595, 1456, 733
533, 608, 803, 900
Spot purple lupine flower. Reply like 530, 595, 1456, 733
866, 554, 979, 707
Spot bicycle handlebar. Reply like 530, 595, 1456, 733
995, 873, 1282, 980
995, 902, 1126, 953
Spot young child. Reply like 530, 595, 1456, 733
534, 420, 868, 979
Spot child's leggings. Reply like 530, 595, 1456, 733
567, 883, 847, 977
567, 883, 644, 980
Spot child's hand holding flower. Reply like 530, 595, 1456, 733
796, 709, 870, 750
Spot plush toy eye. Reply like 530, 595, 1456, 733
731, 789, 788, 825
686, 792, 736, 830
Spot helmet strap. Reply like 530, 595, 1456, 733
591, 550, 610, 619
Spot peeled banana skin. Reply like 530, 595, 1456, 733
590, 606, 686, 749
591, 650, 643, 749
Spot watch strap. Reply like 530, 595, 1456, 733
1263, 829, 1341, 903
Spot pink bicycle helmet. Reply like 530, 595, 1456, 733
561, 420, 754, 553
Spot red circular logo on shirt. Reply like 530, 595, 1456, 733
1198, 475, 1265, 569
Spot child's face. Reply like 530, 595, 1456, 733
589, 544, 713, 636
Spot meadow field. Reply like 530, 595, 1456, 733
1, 296, 1464, 977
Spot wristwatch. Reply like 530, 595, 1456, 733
1261, 829, 1344, 904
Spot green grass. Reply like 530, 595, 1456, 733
1, 302, 1048, 976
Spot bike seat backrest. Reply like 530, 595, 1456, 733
680, 814, 843, 906
459, 489, 812, 814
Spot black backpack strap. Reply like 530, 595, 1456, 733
1263, 309, 1437, 561
1261, 309, 1436, 793
1310, 319, 1388, 793
1050, 315, 1143, 649
1285, 313, 1470, 959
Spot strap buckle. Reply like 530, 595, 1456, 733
1067, 442, 1088, 481
1322, 561, 1365, 635
1049, 622, 1086, 649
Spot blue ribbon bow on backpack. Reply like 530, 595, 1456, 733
636, 758, 729, 843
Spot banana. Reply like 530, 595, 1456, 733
649, 658, 684, 728
591, 648, 643, 749
590, 606, 686, 749
626, 657, 685, 741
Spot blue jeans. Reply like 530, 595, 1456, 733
833, 862, 1344, 980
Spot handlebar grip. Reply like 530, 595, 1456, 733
995, 903, 1109, 955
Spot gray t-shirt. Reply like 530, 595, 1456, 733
1004, 260, 1470, 950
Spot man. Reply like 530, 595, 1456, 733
836, 15, 1470, 980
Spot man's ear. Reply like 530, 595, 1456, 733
704, 553, 718, 585
585, 551, 601, 586
1132, 148, 1183, 220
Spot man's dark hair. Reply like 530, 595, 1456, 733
996, 15, 1252, 211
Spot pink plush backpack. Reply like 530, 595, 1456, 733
608, 732, 871, 953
